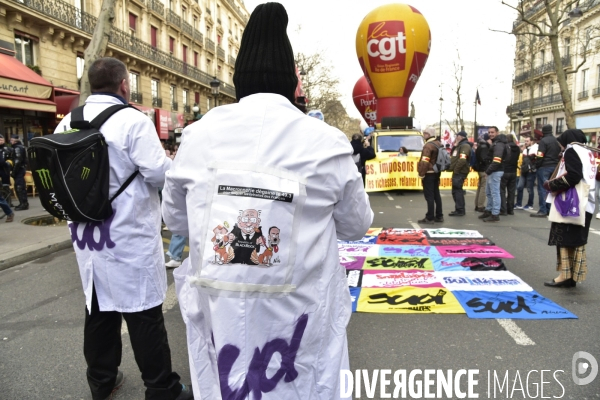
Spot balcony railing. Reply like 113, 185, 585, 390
131, 0, 145, 5
172, 102, 178, 111
507, 93, 564, 114
15, 0, 236, 99
513, 56, 572, 85
225, 0, 249, 24
578, 90, 589, 99
193, 30, 204, 45
205, 38, 216, 53
217, 46, 225, 60
228, 55, 236, 66
167, 10, 181, 26
152, 97, 163, 107
148, 0, 164, 16
182, 21, 193, 37
130, 91, 143, 103
593, 87, 600, 96
184, 105, 191, 113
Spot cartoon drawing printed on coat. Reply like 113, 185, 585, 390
258, 226, 280, 265
211, 223, 234, 265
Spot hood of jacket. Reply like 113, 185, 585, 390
492, 134, 507, 144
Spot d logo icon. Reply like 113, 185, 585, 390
572, 351, 598, 386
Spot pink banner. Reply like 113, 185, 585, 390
436, 246, 514, 259
362, 270, 442, 288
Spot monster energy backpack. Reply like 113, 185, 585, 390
27, 104, 139, 222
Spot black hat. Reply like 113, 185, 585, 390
10, 134, 19, 140
233, 2, 298, 104
542, 124, 553, 135
457, 131, 468, 138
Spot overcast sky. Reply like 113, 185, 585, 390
242, 0, 519, 130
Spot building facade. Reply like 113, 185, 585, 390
0, 0, 248, 142
508, 0, 600, 145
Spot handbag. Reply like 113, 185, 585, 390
548, 181, 589, 227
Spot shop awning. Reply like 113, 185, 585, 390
0, 93, 56, 113
0, 53, 54, 100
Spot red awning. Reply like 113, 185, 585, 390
55, 94, 79, 117
54, 87, 80, 95
0, 53, 53, 86
0, 93, 56, 112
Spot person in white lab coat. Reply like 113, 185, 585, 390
161, 3, 373, 399
55, 58, 192, 400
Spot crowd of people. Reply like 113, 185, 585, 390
0, 134, 30, 223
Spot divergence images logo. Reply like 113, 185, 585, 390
81, 167, 91, 180
572, 351, 598, 386
36, 169, 52, 189
366, 21, 407, 73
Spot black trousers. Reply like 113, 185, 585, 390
13, 168, 27, 205
500, 172, 517, 214
84, 286, 182, 400
423, 172, 443, 220
451, 173, 467, 213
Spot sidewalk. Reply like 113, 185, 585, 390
0, 199, 72, 271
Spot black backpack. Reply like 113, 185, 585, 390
27, 104, 139, 222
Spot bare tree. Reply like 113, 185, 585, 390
78, 0, 118, 105
499, 0, 600, 129
449, 55, 466, 133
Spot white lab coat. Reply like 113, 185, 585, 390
55, 95, 172, 313
162, 93, 373, 400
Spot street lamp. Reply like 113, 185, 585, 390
210, 76, 220, 108
439, 96, 443, 137
568, 6, 583, 19
192, 104, 201, 120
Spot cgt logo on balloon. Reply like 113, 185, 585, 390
366, 21, 407, 72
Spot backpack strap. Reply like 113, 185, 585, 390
110, 170, 140, 203
70, 106, 90, 129
70, 104, 133, 130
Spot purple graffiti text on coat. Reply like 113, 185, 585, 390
69, 211, 117, 251
217, 314, 309, 400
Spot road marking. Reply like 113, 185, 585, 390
589, 228, 600, 236
466, 190, 477, 194
410, 222, 421, 229
385, 193, 394, 201
395, 205, 402, 209
496, 319, 535, 346
121, 282, 178, 335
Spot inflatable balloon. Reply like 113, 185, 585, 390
356, 3, 431, 122
353, 76, 377, 127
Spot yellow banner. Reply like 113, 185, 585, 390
0, 77, 52, 99
365, 156, 480, 192
357, 287, 465, 314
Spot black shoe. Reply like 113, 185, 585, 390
434, 217, 444, 223
474, 207, 485, 212
176, 384, 194, 400
449, 211, 465, 216
544, 278, 576, 288
102, 371, 125, 400
14, 203, 29, 211
478, 211, 491, 219
499, 211, 507, 216
530, 212, 547, 218
417, 217, 435, 225
508, 211, 514, 215
483, 214, 500, 222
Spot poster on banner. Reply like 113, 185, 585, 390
346, 270, 363, 287
338, 236, 378, 245
364, 156, 480, 192
338, 244, 380, 256
357, 287, 465, 314
453, 291, 577, 319
376, 228, 429, 245
349, 287, 361, 313
437, 271, 532, 291
361, 271, 441, 288
340, 255, 366, 270
363, 256, 434, 271
425, 229, 483, 238
366, 227, 383, 236
437, 245, 514, 259
379, 245, 440, 258
431, 257, 508, 272
427, 237, 495, 246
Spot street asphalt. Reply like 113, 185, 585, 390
0, 190, 598, 399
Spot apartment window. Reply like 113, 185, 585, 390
169, 37, 175, 54
597, 65, 600, 89
151, 26, 158, 48
549, 81, 554, 97
538, 83, 543, 98
556, 118, 564, 134
565, 38, 570, 57
217, 4, 221, 20
182, 6, 187, 22
193, 51, 198, 67
168, 0, 173, 11
76, 53, 85, 79
540, 49, 545, 65
129, 71, 140, 93
129, 13, 137, 32
182, 45, 188, 63
542, 117, 548, 125
194, 91, 200, 105
206, 58, 211, 72
14, 34, 36, 65
170, 85, 177, 109
183, 89, 189, 107
193, 16, 198, 30
217, 35, 221, 45
582, 68, 589, 90
518, 89, 523, 103
151, 79, 160, 99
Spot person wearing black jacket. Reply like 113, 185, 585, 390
479, 127, 507, 222
532, 124, 561, 217
474, 133, 490, 212
351, 133, 376, 185
449, 131, 472, 216
500, 135, 520, 215
9, 135, 28, 211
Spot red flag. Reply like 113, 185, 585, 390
476, 90, 481, 105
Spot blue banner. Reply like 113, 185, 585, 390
453, 290, 577, 319
349, 287, 361, 313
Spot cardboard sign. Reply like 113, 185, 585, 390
436, 246, 514, 259
427, 237, 495, 246
363, 256, 434, 271
437, 271, 532, 292
376, 228, 429, 245
425, 229, 483, 238
379, 245, 440, 257
357, 287, 465, 314
431, 257, 508, 272
361, 270, 441, 288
